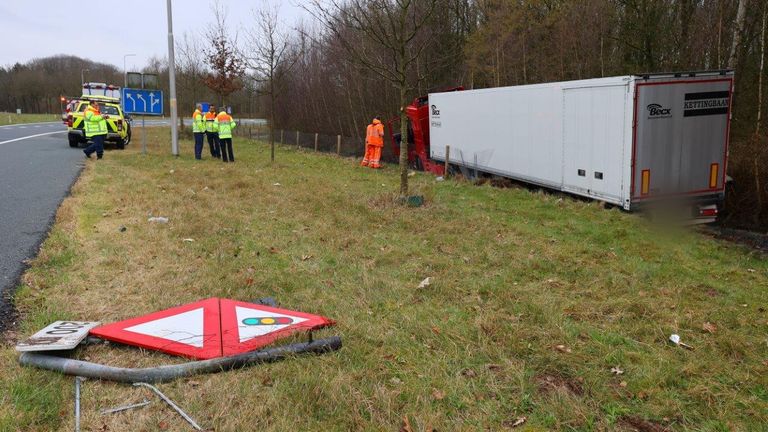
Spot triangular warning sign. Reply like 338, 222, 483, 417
90, 298, 335, 360
90, 298, 222, 360
220, 299, 335, 356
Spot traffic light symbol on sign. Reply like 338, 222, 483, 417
243, 317, 294, 326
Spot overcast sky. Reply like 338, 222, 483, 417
0, 0, 309, 70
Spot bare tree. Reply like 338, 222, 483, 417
306, 0, 439, 198
728, 0, 748, 70
244, 2, 298, 162
203, 2, 246, 107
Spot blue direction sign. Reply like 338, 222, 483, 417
122, 88, 163, 116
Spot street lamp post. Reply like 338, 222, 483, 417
123, 54, 136, 88
80, 69, 89, 87
167, 0, 179, 156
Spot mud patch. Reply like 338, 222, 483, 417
698, 225, 768, 253
618, 415, 671, 432
535, 373, 584, 397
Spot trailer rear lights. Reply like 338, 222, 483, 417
641, 170, 651, 196
699, 206, 718, 217
709, 163, 719, 189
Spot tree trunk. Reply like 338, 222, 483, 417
755, 9, 766, 222
270, 81, 275, 163
728, 0, 748, 70
399, 83, 409, 198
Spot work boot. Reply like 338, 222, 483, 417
83, 150, 91, 159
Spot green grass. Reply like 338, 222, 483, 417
1, 127, 767, 431
0, 113, 61, 126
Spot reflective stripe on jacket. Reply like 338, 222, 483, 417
192, 110, 205, 133
367, 119, 384, 147
204, 112, 218, 133
84, 107, 107, 138
216, 112, 236, 139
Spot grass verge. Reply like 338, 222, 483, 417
0, 113, 61, 126
1, 127, 766, 431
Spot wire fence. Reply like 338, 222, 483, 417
177, 118, 397, 163
233, 125, 398, 163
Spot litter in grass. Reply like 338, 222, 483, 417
555, 344, 572, 353
119, 225, 127, 232
148, 216, 169, 223
182, 238, 195, 243
610, 366, 624, 375
436, 176, 444, 182
418, 277, 432, 289
669, 334, 694, 350
702, 322, 717, 334
510, 416, 527, 428
273, 182, 281, 186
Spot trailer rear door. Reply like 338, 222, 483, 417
632, 76, 732, 201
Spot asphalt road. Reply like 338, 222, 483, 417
0, 121, 78, 324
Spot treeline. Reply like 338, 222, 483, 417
0, 56, 121, 113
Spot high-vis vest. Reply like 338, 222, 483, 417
216, 112, 236, 139
366, 120, 384, 147
84, 107, 107, 138
204, 112, 218, 133
192, 110, 205, 133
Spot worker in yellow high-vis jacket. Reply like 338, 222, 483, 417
204, 105, 220, 158
192, 104, 206, 160
216, 110, 237, 163
83, 100, 109, 160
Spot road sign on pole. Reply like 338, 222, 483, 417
121, 88, 164, 116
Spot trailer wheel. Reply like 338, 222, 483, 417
68, 136, 79, 148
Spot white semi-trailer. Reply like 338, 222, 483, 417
426, 72, 733, 221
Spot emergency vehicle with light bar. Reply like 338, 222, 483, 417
390, 71, 733, 223
66, 83, 131, 149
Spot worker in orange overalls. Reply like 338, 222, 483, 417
361, 117, 384, 168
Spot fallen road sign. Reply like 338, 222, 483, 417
90, 298, 335, 360
90, 298, 222, 360
220, 298, 335, 356
16, 321, 100, 352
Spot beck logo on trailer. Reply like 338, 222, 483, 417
90, 298, 335, 360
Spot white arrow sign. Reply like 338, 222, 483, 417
136, 94, 147, 111
125, 93, 136, 111
150, 93, 160, 112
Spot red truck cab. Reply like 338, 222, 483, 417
387, 87, 463, 175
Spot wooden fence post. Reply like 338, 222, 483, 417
336, 135, 341, 155
314, 133, 318, 151
280, 129, 283, 145
444, 145, 450, 178
296, 130, 300, 146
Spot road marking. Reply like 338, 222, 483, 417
19, 126, 27, 128
0, 130, 66, 146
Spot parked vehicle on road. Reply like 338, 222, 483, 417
66, 83, 131, 149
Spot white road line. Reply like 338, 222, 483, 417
19, 126, 27, 128
0, 130, 66, 146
